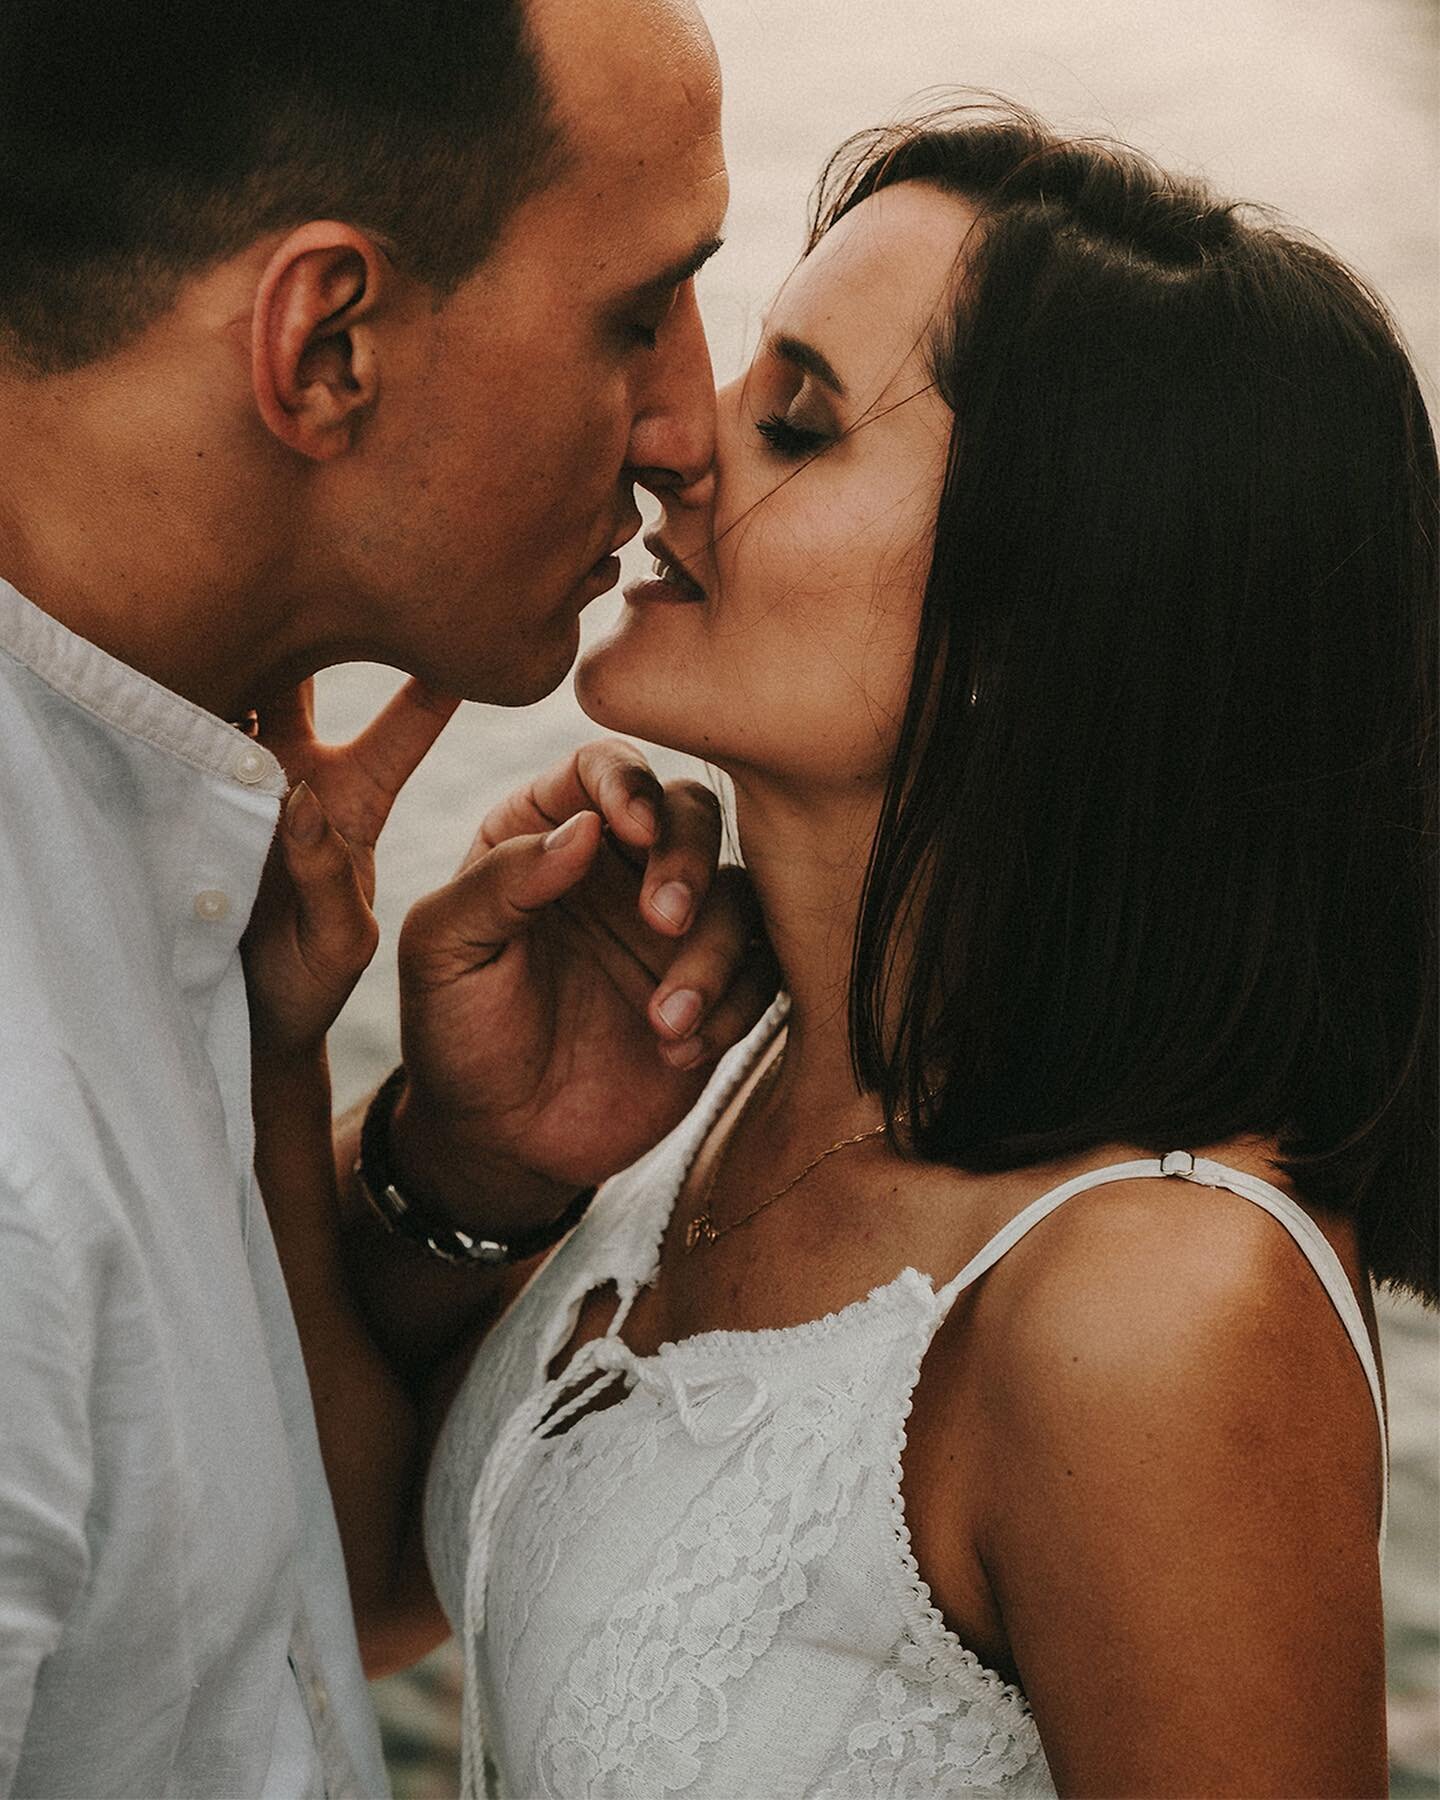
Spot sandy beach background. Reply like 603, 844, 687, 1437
317, 0, 1440, 1789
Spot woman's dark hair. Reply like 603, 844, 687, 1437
0, 0, 568, 375
826, 106, 1438, 1302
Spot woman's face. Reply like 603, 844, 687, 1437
575, 180, 976, 792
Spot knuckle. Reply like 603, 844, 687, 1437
580, 735, 641, 780
665, 935, 734, 990
694, 881, 756, 943
593, 733, 645, 764
668, 778, 722, 818
601, 741, 660, 796
398, 889, 452, 961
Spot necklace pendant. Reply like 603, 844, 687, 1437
685, 1213, 719, 1252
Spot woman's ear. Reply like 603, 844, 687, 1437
251, 222, 389, 461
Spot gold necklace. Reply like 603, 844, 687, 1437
683, 1048, 892, 1253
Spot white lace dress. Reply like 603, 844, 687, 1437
425, 1003, 1387, 1800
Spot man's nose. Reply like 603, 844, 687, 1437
624, 284, 717, 510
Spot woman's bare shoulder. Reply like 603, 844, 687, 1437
937, 1152, 1389, 1792
945, 1148, 1384, 1547
967, 1151, 1361, 1387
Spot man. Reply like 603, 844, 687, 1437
0, 0, 762, 1792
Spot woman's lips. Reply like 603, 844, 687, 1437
623, 572, 706, 605
633, 536, 707, 603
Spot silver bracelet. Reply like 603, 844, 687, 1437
354, 1066, 594, 1266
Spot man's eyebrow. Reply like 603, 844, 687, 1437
622, 237, 727, 300
769, 331, 847, 398
631, 236, 726, 298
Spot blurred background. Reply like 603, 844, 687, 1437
318, 0, 1440, 1791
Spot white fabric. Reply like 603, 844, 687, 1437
427, 1000, 1389, 1800
0, 578, 387, 1798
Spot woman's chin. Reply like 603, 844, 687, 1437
574, 632, 699, 753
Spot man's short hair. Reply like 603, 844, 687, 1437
0, 0, 570, 375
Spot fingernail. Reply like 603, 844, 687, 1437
662, 1036, 706, 1070
649, 881, 693, 930
284, 781, 326, 846
627, 796, 658, 837
657, 988, 702, 1036
544, 814, 585, 852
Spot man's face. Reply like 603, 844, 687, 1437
330, 0, 729, 704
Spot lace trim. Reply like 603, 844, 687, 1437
814, 1625, 1045, 1795
884, 1329, 1038, 1737
630, 1264, 938, 1368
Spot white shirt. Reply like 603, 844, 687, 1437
0, 579, 388, 1798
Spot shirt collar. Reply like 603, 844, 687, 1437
0, 576, 288, 800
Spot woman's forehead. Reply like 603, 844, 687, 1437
770, 182, 978, 393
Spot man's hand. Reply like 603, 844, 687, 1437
388, 739, 779, 1227
242, 679, 459, 1059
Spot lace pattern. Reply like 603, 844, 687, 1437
530, 1379, 869, 1795
448, 1290, 1051, 1797
495, 1385, 677, 1687
813, 1630, 1043, 1797
427, 1000, 1055, 1798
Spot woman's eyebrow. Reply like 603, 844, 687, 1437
769, 332, 847, 397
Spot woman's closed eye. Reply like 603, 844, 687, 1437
756, 411, 830, 459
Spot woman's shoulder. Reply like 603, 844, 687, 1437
959, 1143, 1356, 1364
939, 1141, 1383, 1519
917, 1147, 1389, 1799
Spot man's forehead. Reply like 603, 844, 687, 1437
525, 0, 726, 273
532, 0, 721, 151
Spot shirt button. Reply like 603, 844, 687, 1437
194, 889, 230, 922
234, 746, 270, 785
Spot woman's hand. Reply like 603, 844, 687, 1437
242, 679, 459, 1061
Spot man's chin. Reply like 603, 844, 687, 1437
447, 621, 582, 708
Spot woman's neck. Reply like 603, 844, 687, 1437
730, 771, 886, 1132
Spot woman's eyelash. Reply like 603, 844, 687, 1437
756, 412, 827, 457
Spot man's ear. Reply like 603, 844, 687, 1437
251, 222, 391, 462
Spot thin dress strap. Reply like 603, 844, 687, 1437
934, 1151, 1389, 1547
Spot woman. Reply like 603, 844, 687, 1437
253, 107, 1436, 1796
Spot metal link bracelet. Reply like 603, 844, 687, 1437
354, 1065, 594, 1266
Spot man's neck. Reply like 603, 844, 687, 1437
0, 355, 309, 719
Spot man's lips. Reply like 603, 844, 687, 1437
580, 553, 623, 596
579, 516, 644, 594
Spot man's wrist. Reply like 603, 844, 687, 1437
252, 1038, 331, 1095
384, 1073, 583, 1243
